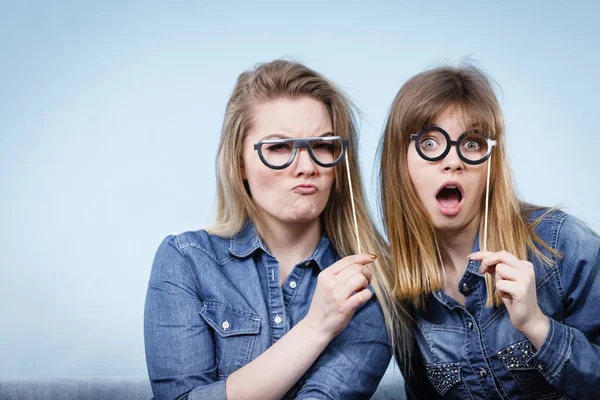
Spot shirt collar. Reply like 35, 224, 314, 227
432, 230, 484, 304
307, 234, 336, 271
229, 220, 337, 270
229, 220, 263, 257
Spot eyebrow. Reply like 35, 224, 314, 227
261, 131, 335, 140
430, 123, 480, 132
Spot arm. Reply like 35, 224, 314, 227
144, 236, 225, 400
525, 216, 600, 399
293, 294, 392, 399
474, 216, 600, 399
225, 254, 376, 400
145, 236, 377, 400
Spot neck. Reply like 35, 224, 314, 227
259, 216, 322, 270
438, 212, 481, 274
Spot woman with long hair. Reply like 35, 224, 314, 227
378, 64, 600, 398
144, 59, 395, 399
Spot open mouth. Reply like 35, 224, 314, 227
435, 182, 464, 215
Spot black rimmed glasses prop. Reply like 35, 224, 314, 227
253, 136, 350, 170
253, 135, 362, 252
410, 126, 497, 165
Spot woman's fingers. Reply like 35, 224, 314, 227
495, 279, 520, 297
340, 271, 370, 299
494, 266, 534, 304
308, 254, 375, 337
344, 288, 373, 311
335, 263, 372, 287
470, 250, 518, 266
327, 253, 375, 275
482, 252, 521, 274
494, 263, 522, 281
317, 257, 364, 291
470, 250, 531, 275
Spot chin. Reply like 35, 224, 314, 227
291, 208, 320, 222
433, 219, 465, 233
281, 215, 319, 226
288, 199, 327, 221
428, 208, 463, 231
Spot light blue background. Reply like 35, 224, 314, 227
1, 1, 598, 378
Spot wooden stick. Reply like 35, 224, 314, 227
344, 152, 361, 253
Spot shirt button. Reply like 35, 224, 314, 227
479, 368, 487, 378
537, 364, 544, 372
289, 281, 297, 289
304, 261, 311, 267
468, 321, 474, 330
461, 283, 469, 293
274, 315, 282, 324
221, 320, 230, 330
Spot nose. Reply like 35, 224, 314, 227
441, 145, 463, 173
293, 148, 317, 177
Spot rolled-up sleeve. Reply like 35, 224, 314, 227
295, 295, 392, 399
144, 235, 226, 400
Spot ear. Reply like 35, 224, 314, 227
240, 158, 247, 180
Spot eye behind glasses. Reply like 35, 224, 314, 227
410, 126, 496, 165
253, 136, 350, 170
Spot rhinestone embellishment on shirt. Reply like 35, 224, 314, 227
497, 340, 535, 370
425, 362, 462, 395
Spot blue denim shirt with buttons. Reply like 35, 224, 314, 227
144, 221, 391, 400
405, 208, 600, 399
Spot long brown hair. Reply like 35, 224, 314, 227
378, 63, 557, 369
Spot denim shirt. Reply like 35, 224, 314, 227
406, 209, 600, 399
144, 221, 391, 400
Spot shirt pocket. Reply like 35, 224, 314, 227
496, 339, 561, 400
425, 362, 466, 397
418, 324, 470, 397
199, 301, 261, 378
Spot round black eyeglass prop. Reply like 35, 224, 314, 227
410, 126, 497, 165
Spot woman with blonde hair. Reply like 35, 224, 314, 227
378, 64, 600, 398
144, 59, 394, 399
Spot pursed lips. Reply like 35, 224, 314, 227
292, 183, 318, 194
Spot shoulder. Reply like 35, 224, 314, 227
555, 214, 600, 270
525, 206, 569, 232
527, 207, 600, 278
526, 207, 598, 249
154, 228, 233, 267
353, 287, 387, 326
524, 207, 592, 251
